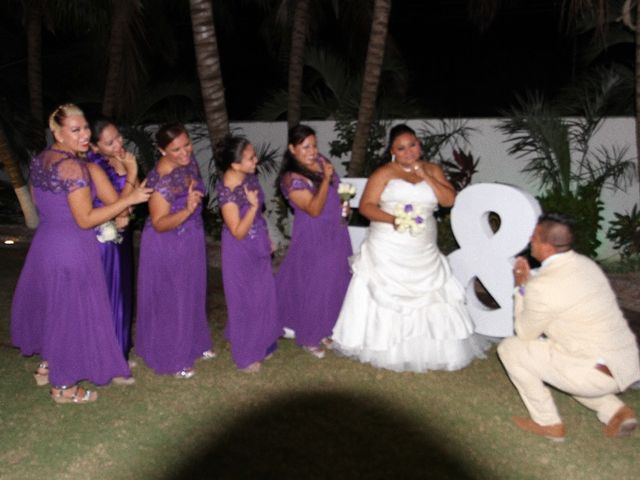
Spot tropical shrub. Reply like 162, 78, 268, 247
498, 72, 636, 258
607, 204, 640, 258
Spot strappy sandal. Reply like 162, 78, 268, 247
201, 350, 217, 360
34, 361, 49, 386
50, 385, 98, 404
321, 337, 334, 350
303, 346, 326, 359
239, 362, 261, 373
174, 368, 195, 379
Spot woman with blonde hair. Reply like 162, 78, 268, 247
11, 103, 151, 403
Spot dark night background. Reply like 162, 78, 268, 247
0, 0, 633, 122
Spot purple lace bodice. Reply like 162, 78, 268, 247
30, 148, 90, 194
86, 151, 127, 207
279, 154, 340, 203
145, 156, 205, 234
216, 174, 268, 240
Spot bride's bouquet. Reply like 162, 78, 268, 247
338, 182, 357, 222
394, 203, 426, 235
95, 220, 123, 244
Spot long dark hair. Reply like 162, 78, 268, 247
382, 124, 419, 164
276, 124, 323, 189
89, 116, 117, 145
214, 135, 251, 173
155, 123, 189, 150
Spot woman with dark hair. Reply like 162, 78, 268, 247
214, 135, 280, 372
331, 123, 487, 372
275, 124, 352, 359
135, 124, 214, 378
86, 118, 139, 362
11, 103, 151, 403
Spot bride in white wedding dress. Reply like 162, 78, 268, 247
332, 124, 487, 372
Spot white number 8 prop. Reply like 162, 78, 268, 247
448, 183, 541, 337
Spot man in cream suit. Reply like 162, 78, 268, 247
498, 213, 640, 441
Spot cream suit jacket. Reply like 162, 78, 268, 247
514, 250, 640, 391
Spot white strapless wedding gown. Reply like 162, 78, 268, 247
332, 179, 487, 372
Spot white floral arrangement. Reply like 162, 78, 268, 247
394, 203, 426, 235
95, 221, 123, 244
337, 182, 357, 203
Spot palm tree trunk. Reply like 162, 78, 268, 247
189, 0, 230, 144
102, 0, 133, 118
287, 0, 310, 130
348, 0, 391, 177
25, 0, 45, 150
0, 125, 38, 228
635, 0, 640, 201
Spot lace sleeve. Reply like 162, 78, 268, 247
147, 170, 175, 204
216, 180, 242, 207
280, 172, 315, 198
55, 157, 91, 193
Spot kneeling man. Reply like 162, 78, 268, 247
498, 213, 639, 441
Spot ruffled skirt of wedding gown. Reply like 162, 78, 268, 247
332, 219, 488, 373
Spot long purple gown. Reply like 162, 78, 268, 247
135, 156, 212, 374
216, 174, 280, 369
11, 148, 131, 386
87, 151, 133, 358
276, 156, 352, 347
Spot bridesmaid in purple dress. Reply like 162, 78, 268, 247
11, 103, 151, 403
135, 124, 214, 379
275, 125, 352, 358
214, 136, 280, 373
87, 119, 139, 361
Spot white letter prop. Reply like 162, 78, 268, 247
447, 183, 541, 337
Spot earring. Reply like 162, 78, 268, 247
391, 154, 396, 162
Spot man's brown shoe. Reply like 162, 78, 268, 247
604, 406, 637, 438
511, 416, 566, 442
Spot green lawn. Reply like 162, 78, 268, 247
0, 243, 638, 480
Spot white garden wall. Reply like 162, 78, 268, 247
197, 118, 637, 260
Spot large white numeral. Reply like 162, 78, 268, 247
448, 183, 541, 337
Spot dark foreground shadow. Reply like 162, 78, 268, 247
169, 391, 477, 480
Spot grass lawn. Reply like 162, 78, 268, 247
0, 243, 638, 480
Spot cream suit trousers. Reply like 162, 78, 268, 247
498, 336, 623, 426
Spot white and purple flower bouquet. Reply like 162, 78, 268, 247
95, 220, 123, 244
393, 203, 426, 235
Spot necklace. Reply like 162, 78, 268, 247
400, 164, 416, 173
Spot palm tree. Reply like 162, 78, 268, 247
348, 0, 392, 177
0, 124, 38, 228
287, 0, 311, 130
189, 0, 230, 144
24, 0, 45, 149
102, 0, 146, 119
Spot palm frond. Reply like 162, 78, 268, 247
255, 142, 281, 177
580, 144, 635, 192
418, 119, 476, 162
498, 92, 572, 193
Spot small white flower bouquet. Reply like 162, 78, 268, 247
394, 203, 427, 235
338, 182, 357, 221
95, 220, 123, 244
338, 182, 357, 203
